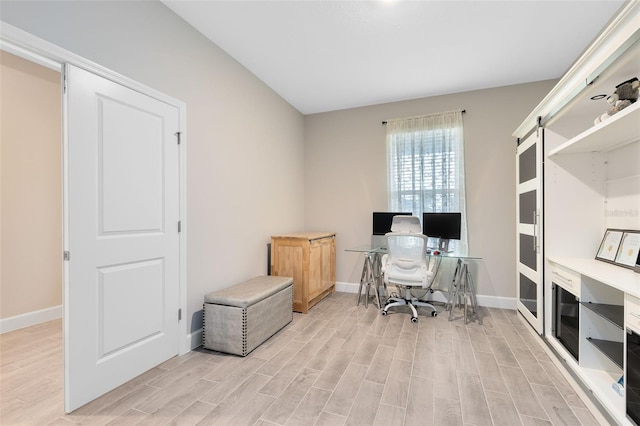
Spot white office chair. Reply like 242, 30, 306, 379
381, 218, 438, 322
389, 215, 422, 233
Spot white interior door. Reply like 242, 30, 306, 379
516, 129, 544, 334
63, 64, 181, 412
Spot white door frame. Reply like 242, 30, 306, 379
0, 22, 189, 356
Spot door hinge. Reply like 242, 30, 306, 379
178, 308, 182, 321
174, 131, 181, 145
178, 221, 182, 233
63, 251, 70, 261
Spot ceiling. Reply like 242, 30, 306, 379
162, 0, 626, 115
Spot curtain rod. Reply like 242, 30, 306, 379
382, 109, 466, 125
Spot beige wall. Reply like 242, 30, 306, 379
304, 80, 557, 302
0, 51, 62, 319
0, 1, 306, 337
0, 1, 557, 330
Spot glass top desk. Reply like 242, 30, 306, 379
345, 244, 482, 324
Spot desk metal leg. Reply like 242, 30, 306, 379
357, 255, 366, 306
369, 253, 381, 308
447, 259, 463, 319
357, 255, 371, 307
357, 254, 380, 308
464, 264, 481, 325
447, 258, 481, 324
371, 253, 385, 306
462, 263, 469, 324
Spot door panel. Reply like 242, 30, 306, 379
519, 234, 537, 271
273, 242, 304, 309
519, 273, 538, 316
518, 143, 537, 183
98, 259, 164, 357
309, 237, 333, 300
518, 191, 536, 224
516, 130, 544, 334
99, 98, 164, 234
64, 64, 180, 412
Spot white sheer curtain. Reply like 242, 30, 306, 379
386, 110, 468, 255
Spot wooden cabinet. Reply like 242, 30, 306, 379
270, 232, 336, 313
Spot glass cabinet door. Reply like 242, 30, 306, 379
516, 129, 544, 334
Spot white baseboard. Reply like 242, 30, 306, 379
0, 305, 63, 334
476, 294, 517, 310
188, 328, 203, 351
334, 281, 516, 310
335, 281, 360, 293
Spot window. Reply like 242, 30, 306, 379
386, 110, 468, 254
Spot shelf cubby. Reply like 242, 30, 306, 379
548, 101, 640, 156
586, 337, 624, 369
581, 302, 624, 329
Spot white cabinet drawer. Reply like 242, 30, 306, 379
550, 263, 581, 297
626, 294, 640, 331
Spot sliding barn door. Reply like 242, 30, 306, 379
516, 129, 544, 334
63, 64, 181, 411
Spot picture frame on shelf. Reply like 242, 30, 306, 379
614, 230, 640, 270
595, 229, 624, 263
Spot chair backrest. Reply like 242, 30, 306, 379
390, 215, 421, 233
383, 232, 431, 287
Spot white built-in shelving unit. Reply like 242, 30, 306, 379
514, 2, 640, 424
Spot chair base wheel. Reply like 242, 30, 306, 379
381, 310, 388, 316
432, 311, 438, 317
411, 317, 418, 323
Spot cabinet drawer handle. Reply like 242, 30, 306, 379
551, 271, 573, 287
631, 313, 640, 320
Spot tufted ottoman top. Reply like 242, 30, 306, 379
204, 275, 293, 308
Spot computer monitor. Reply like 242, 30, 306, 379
372, 211, 412, 248
372, 212, 412, 235
422, 212, 461, 252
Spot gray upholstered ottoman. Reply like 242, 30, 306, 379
203, 275, 293, 356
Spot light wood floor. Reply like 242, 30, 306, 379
1, 292, 607, 426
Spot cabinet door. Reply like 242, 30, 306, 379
308, 237, 335, 300
272, 238, 305, 311
516, 130, 544, 334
